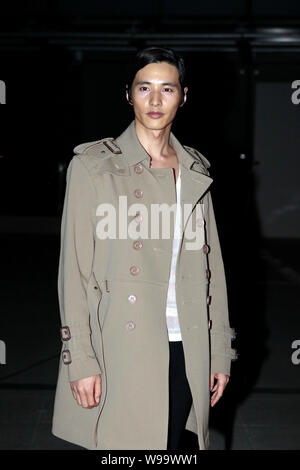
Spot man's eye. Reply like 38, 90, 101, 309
164, 88, 173, 92
139, 86, 148, 91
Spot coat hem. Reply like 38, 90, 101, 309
52, 425, 94, 450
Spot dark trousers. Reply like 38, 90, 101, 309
167, 341, 193, 450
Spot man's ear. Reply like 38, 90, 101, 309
181, 86, 188, 107
125, 85, 133, 104
179, 87, 188, 107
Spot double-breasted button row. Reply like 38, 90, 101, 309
133, 161, 143, 195
128, 170, 143, 317
128, 207, 142, 302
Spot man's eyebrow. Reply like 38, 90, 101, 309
135, 80, 179, 87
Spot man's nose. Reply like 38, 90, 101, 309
150, 91, 162, 106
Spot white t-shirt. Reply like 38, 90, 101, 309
166, 164, 183, 342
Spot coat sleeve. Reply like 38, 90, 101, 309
57, 155, 102, 382
206, 190, 237, 376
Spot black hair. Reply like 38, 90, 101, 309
126, 46, 187, 106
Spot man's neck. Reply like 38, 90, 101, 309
134, 119, 174, 163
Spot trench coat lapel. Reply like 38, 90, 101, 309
115, 119, 213, 233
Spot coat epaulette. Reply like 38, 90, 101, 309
73, 138, 129, 176
73, 137, 122, 157
183, 145, 211, 170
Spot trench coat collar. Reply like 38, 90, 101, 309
114, 119, 213, 204
114, 120, 214, 233
115, 119, 201, 172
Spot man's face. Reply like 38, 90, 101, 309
128, 61, 187, 131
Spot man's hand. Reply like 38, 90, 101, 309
70, 374, 102, 408
210, 373, 229, 407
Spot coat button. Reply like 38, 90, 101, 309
203, 244, 210, 254
134, 189, 143, 198
133, 240, 143, 250
62, 349, 72, 364
206, 269, 211, 280
60, 326, 71, 341
134, 213, 143, 223
196, 218, 204, 227
208, 319, 212, 329
134, 164, 143, 174
130, 265, 140, 275
207, 295, 211, 305
128, 294, 137, 303
126, 321, 135, 331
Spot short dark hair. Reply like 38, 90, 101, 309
126, 46, 187, 106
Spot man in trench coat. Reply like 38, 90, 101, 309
52, 51, 237, 451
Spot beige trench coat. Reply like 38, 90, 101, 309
51, 119, 237, 450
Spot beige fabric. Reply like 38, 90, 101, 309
51, 119, 237, 450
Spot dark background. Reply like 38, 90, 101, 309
0, 0, 300, 451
